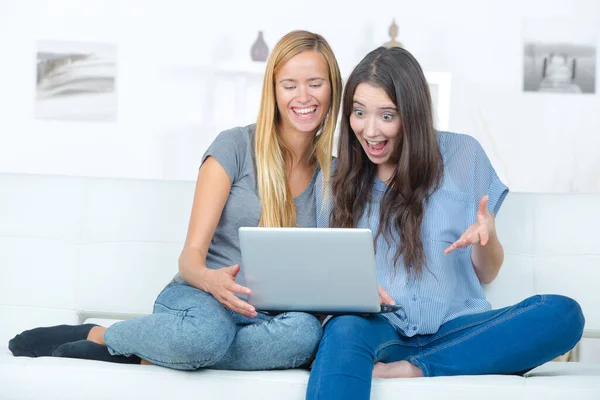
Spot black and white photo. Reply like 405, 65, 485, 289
36, 40, 117, 121
523, 20, 596, 94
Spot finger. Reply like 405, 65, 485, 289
444, 239, 460, 254
227, 295, 256, 317
236, 307, 257, 318
444, 235, 473, 254
445, 224, 479, 255
477, 195, 489, 221
222, 264, 241, 277
228, 282, 252, 296
466, 233, 479, 246
378, 286, 395, 305
479, 230, 489, 247
445, 237, 467, 254
229, 304, 256, 318
383, 292, 394, 305
214, 290, 252, 314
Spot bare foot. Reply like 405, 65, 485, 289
140, 359, 154, 366
372, 361, 424, 378
86, 326, 107, 346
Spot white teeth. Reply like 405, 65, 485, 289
295, 107, 316, 114
367, 140, 385, 145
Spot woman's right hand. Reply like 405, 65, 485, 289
201, 265, 257, 318
178, 160, 257, 318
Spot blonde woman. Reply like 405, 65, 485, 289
9, 30, 342, 371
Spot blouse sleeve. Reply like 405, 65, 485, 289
472, 140, 509, 216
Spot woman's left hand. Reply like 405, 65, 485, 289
378, 286, 395, 305
444, 195, 495, 255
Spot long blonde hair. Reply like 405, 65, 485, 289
255, 30, 342, 227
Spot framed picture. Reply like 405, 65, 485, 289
523, 20, 596, 94
36, 40, 118, 121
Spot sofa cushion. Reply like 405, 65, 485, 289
1, 350, 598, 400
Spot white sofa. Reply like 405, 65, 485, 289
0, 172, 599, 399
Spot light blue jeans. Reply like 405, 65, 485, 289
104, 278, 323, 370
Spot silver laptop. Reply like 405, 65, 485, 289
239, 227, 403, 314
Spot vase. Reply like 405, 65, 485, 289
251, 31, 269, 62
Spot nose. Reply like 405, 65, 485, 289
297, 85, 310, 103
362, 116, 377, 138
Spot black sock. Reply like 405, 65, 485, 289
51, 340, 141, 364
8, 324, 98, 357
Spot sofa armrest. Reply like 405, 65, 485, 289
584, 329, 600, 339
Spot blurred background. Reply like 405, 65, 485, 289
0, 0, 598, 192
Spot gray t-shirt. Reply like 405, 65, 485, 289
177, 124, 318, 287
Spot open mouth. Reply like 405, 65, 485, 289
292, 106, 317, 120
365, 140, 389, 156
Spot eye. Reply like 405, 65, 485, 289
353, 109, 364, 117
309, 83, 323, 88
382, 113, 394, 121
283, 86, 296, 90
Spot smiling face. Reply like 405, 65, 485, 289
275, 50, 331, 137
350, 82, 402, 181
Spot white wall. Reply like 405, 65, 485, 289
0, 0, 598, 191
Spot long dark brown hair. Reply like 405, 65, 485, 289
331, 47, 444, 276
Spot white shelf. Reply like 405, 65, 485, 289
214, 61, 266, 76
162, 61, 266, 77
159, 64, 451, 131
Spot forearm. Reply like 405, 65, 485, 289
471, 233, 504, 285
178, 245, 211, 292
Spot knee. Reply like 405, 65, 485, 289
527, 294, 586, 356
278, 313, 323, 361
323, 315, 371, 344
315, 315, 377, 363
166, 314, 236, 368
543, 295, 585, 344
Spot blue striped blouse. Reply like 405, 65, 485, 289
316, 132, 509, 336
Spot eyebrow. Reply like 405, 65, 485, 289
352, 100, 397, 111
279, 77, 326, 84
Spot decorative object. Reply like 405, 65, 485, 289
36, 40, 117, 121
251, 31, 269, 62
383, 19, 403, 49
523, 20, 596, 94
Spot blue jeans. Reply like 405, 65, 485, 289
307, 295, 584, 400
104, 279, 323, 370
